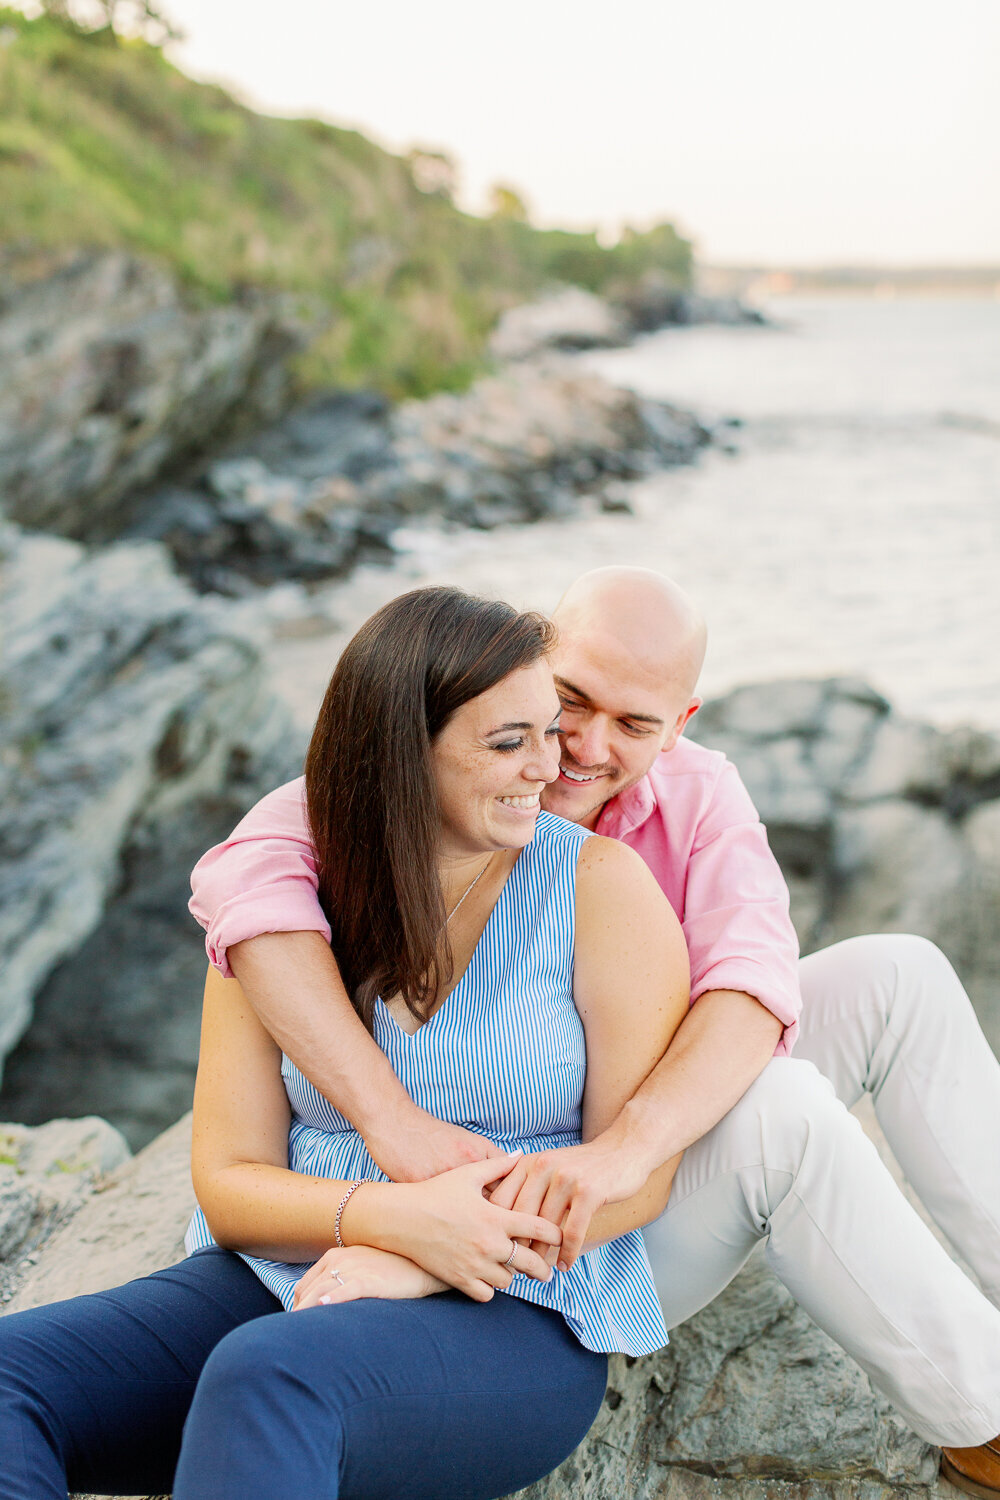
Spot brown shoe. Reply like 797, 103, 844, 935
941, 1436, 1000, 1499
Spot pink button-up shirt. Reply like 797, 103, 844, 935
190, 736, 802, 1052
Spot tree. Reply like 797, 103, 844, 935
406, 148, 458, 201
488, 183, 529, 223
33, 0, 181, 44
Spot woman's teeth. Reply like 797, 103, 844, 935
498, 793, 540, 809
561, 767, 599, 783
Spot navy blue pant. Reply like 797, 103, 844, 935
0, 1247, 607, 1499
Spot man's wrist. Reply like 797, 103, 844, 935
607, 1094, 674, 1178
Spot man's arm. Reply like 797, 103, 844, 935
190, 782, 501, 1180
604, 985, 783, 1170
498, 756, 797, 1264
228, 933, 503, 1178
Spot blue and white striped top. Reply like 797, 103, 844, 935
186, 810, 668, 1357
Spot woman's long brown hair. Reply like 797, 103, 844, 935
304, 586, 556, 1032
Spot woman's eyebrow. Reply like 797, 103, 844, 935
486, 721, 534, 734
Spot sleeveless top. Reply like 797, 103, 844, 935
185, 810, 668, 1357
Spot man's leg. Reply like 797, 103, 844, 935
642, 1057, 1000, 1446
0, 1247, 279, 1500
795, 933, 1000, 1304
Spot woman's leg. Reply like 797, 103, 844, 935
0, 1248, 279, 1500
174, 1289, 608, 1500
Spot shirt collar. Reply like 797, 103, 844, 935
595, 773, 656, 839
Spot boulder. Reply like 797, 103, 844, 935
689, 679, 1000, 1052
0, 522, 300, 1100
0, 1109, 951, 1500
0, 1115, 130, 1272
0, 247, 306, 540
613, 278, 769, 335
488, 288, 629, 360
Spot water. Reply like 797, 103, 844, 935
267, 297, 1000, 733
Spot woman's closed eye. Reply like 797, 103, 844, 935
492, 719, 561, 753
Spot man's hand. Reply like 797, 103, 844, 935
355, 1155, 563, 1301
362, 1103, 506, 1182
487, 1137, 653, 1272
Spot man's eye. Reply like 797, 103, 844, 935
621, 723, 652, 737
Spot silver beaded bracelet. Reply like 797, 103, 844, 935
334, 1180, 364, 1248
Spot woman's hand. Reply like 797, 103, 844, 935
355, 1155, 562, 1302
293, 1246, 446, 1309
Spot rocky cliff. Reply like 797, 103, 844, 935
0, 247, 305, 540
0, 520, 301, 1133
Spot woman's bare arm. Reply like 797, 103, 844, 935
490, 835, 690, 1264
191, 967, 562, 1296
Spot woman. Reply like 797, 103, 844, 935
0, 587, 689, 1500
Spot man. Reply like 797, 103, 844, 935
190, 568, 1000, 1495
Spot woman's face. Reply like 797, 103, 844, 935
431, 659, 562, 858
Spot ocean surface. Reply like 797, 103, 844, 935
267, 297, 1000, 733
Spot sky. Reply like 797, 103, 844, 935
164, 0, 1000, 266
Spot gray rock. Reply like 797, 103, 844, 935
0, 1116, 129, 1267
126, 358, 711, 594
489, 288, 629, 360
513, 1255, 934, 1500
0, 522, 299, 1086
614, 279, 770, 335
689, 677, 1000, 1055
2, 1115, 945, 1500
0, 248, 306, 539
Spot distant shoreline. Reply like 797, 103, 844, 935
701, 265, 1000, 300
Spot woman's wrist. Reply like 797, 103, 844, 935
336, 1179, 409, 1255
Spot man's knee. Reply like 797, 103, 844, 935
803, 932, 953, 993
720, 1056, 849, 1170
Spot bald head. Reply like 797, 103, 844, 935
553, 567, 707, 698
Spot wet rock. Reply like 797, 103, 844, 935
0, 248, 306, 540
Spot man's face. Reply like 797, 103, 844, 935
540, 629, 699, 829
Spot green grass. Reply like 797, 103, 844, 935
0, 11, 692, 397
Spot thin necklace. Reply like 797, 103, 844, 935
443, 855, 493, 927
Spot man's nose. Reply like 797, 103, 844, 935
562, 717, 610, 769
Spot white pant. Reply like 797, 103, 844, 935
641, 934, 1000, 1446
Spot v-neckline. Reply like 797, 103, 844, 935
379, 850, 522, 1040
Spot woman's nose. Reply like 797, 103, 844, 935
526, 734, 561, 784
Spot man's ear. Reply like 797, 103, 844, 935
664, 697, 702, 751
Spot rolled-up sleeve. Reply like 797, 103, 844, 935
682, 763, 802, 1054
189, 778, 330, 978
